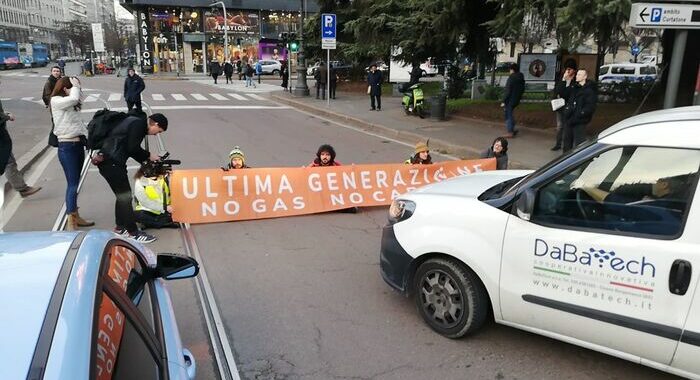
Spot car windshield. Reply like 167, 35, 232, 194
478, 175, 526, 200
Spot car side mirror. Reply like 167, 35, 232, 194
156, 254, 199, 280
515, 189, 536, 221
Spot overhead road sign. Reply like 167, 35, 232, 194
630, 3, 700, 28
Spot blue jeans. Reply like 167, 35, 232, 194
246, 75, 254, 87
504, 104, 515, 133
58, 142, 85, 213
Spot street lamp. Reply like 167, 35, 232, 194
293, 1, 310, 96
209, 2, 228, 61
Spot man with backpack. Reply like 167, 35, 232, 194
90, 111, 169, 243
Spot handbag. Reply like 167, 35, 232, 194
367, 85, 372, 95
48, 129, 58, 147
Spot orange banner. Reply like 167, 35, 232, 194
171, 158, 496, 224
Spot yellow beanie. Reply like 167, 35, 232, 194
414, 141, 429, 154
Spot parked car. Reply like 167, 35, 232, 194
598, 63, 658, 83
1, 230, 199, 379
258, 59, 282, 75
380, 106, 700, 379
309, 60, 352, 77
487, 61, 517, 73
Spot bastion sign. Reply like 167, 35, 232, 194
171, 159, 496, 223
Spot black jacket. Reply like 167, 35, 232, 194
223, 62, 234, 75
316, 65, 328, 84
0, 100, 12, 175
210, 62, 222, 76
42, 75, 59, 106
502, 71, 525, 107
367, 71, 383, 96
553, 77, 575, 103
409, 66, 422, 85
480, 148, 508, 170
100, 116, 150, 166
123, 74, 145, 102
565, 80, 598, 126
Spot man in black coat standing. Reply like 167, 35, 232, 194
367, 63, 383, 111
551, 60, 577, 151
210, 59, 222, 84
501, 63, 525, 138
563, 69, 597, 153
124, 68, 145, 113
223, 59, 234, 84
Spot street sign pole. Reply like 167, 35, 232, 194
664, 30, 688, 109
321, 13, 337, 107
327, 49, 330, 107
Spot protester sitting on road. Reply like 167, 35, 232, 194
309, 144, 342, 167
50, 76, 94, 230
133, 165, 178, 229
222, 146, 250, 170
405, 141, 433, 165
480, 137, 509, 170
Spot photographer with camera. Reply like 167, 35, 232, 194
133, 156, 179, 229
95, 113, 168, 243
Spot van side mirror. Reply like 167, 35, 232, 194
156, 254, 199, 280
515, 189, 536, 221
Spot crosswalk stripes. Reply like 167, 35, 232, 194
209, 93, 228, 100
191, 94, 207, 101
152, 94, 166, 101
107, 93, 122, 102
246, 93, 266, 101
84, 94, 101, 102
172, 94, 187, 101
228, 93, 248, 101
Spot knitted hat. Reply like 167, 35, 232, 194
229, 146, 245, 163
415, 140, 429, 154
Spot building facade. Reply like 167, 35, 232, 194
120, 0, 318, 74
0, 0, 30, 43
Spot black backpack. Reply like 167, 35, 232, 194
86, 109, 129, 150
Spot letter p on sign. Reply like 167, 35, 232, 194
324, 15, 334, 27
651, 8, 662, 22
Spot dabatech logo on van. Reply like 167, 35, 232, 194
534, 238, 656, 278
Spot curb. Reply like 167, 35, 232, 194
2, 142, 50, 195
271, 94, 529, 169
449, 114, 557, 138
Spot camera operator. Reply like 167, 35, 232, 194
133, 160, 178, 229
95, 113, 168, 243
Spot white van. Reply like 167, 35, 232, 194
381, 106, 700, 379
599, 63, 657, 83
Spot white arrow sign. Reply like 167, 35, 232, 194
630, 3, 700, 29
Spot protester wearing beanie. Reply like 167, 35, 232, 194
405, 140, 433, 165
310, 144, 342, 167
223, 146, 250, 170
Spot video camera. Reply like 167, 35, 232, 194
141, 152, 181, 178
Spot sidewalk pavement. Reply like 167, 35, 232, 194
271, 92, 561, 169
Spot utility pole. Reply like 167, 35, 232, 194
293, 0, 310, 96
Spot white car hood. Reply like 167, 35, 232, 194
411, 170, 533, 198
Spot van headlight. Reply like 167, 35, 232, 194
388, 199, 416, 224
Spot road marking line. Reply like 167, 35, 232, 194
228, 93, 247, 101
172, 93, 187, 101
81, 105, 291, 112
84, 94, 101, 102
20, 96, 44, 105
152, 93, 166, 101
107, 93, 121, 101
1, 149, 56, 231
209, 93, 228, 100
191, 93, 208, 101
245, 93, 266, 101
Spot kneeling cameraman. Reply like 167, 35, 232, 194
134, 158, 179, 229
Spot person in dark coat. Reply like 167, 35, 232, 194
281, 61, 289, 91
367, 63, 383, 111
0, 99, 13, 177
223, 59, 234, 84
409, 63, 422, 86
501, 63, 525, 138
563, 69, 597, 153
551, 60, 577, 151
210, 59, 222, 84
329, 63, 338, 99
236, 59, 243, 80
315, 61, 327, 100
123, 68, 145, 113
43, 66, 62, 107
480, 137, 509, 170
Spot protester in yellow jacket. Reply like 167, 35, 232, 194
133, 167, 178, 229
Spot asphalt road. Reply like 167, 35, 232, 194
0, 65, 680, 380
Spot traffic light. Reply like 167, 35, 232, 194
290, 41, 299, 52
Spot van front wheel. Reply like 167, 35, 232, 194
414, 258, 488, 338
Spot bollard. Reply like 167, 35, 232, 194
430, 93, 447, 121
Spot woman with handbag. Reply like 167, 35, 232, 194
50, 76, 94, 230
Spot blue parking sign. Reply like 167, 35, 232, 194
322, 14, 336, 39
651, 8, 662, 22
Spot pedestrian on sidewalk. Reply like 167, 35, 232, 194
367, 63, 383, 111
223, 59, 234, 84
281, 61, 289, 91
480, 137, 509, 170
83, 59, 93, 77
501, 63, 525, 138
255, 59, 263, 84
0, 96, 42, 197
95, 113, 168, 243
210, 59, 222, 84
315, 61, 327, 100
222, 146, 250, 170
123, 68, 145, 113
245, 61, 256, 88
236, 59, 243, 80
551, 60, 577, 151
329, 63, 338, 99
405, 141, 433, 165
43, 66, 62, 147
562, 69, 597, 153
50, 77, 93, 230
57, 58, 65, 75
133, 165, 178, 229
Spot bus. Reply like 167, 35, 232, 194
32, 44, 48, 66
0, 41, 21, 69
19, 43, 33, 67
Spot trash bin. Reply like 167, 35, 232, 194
430, 93, 447, 121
